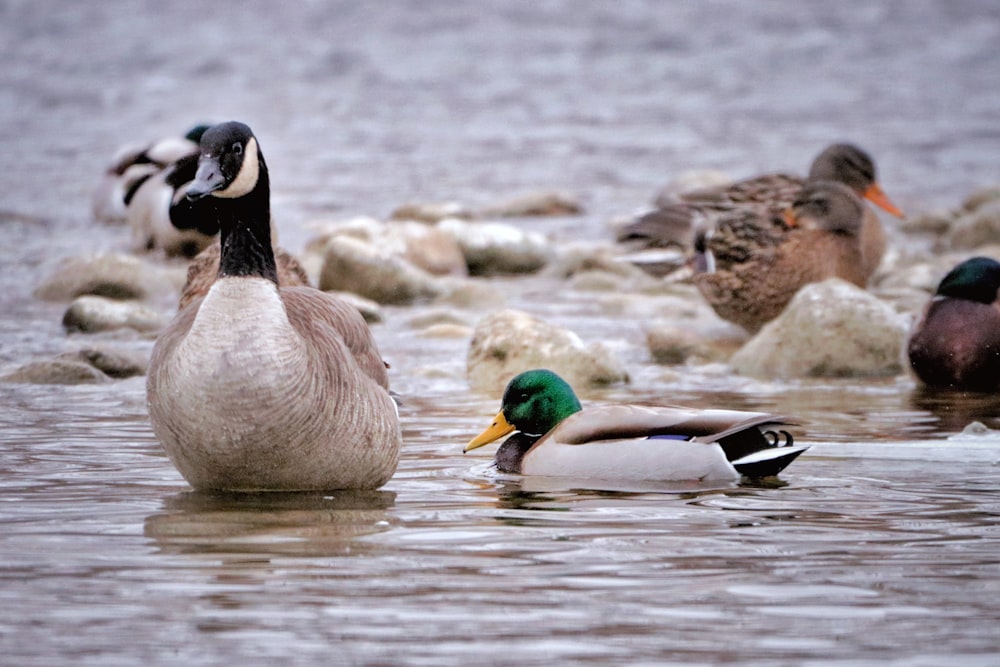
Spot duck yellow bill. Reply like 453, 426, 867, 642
863, 182, 905, 218
464, 411, 515, 453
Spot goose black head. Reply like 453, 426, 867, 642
186, 121, 262, 201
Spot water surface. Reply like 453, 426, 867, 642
2, 2, 1000, 665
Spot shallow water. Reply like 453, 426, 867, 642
3, 2, 1000, 665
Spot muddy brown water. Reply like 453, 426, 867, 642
2, 2, 1000, 665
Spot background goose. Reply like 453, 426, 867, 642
91, 124, 209, 224
618, 143, 903, 281
907, 257, 1000, 392
147, 121, 401, 491
693, 180, 872, 333
465, 369, 806, 481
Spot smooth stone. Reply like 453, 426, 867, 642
406, 309, 471, 329
433, 278, 507, 309
437, 218, 552, 276
547, 243, 651, 280
417, 323, 474, 339
947, 199, 1000, 250
35, 252, 182, 302
480, 190, 583, 217
730, 279, 908, 379
390, 201, 477, 223
0, 359, 110, 385
467, 309, 628, 395
318, 236, 442, 305
56, 347, 149, 378
62, 295, 166, 334
961, 185, 1000, 212
306, 217, 467, 277
645, 325, 745, 366
322, 291, 384, 324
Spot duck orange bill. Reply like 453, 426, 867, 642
782, 208, 798, 227
464, 411, 516, 452
863, 182, 905, 218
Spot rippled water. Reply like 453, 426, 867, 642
3, 2, 1000, 665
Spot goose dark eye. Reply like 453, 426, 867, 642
232, 142, 243, 156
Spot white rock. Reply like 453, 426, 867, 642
62, 296, 166, 334
467, 309, 628, 395
318, 236, 442, 305
437, 217, 552, 276
730, 279, 908, 379
35, 252, 183, 302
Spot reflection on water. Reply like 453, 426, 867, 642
145, 490, 397, 558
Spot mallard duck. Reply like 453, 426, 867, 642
619, 143, 902, 279
465, 369, 807, 481
907, 256, 1000, 392
147, 121, 401, 491
693, 180, 870, 333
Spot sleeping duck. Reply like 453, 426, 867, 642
147, 121, 401, 491
465, 369, 807, 481
907, 256, 1000, 392
619, 143, 902, 281
693, 180, 875, 333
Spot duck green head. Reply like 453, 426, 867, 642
464, 369, 583, 452
936, 256, 1000, 304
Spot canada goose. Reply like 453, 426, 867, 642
92, 125, 208, 224
147, 121, 401, 491
465, 369, 805, 481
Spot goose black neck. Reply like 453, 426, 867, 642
216, 157, 277, 284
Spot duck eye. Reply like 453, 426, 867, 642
232, 142, 243, 155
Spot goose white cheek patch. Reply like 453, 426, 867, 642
215, 137, 259, 198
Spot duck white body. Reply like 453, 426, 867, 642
519, 406, 803, 481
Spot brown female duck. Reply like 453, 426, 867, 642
619, 143, 902, 280
693, 180, 870, 332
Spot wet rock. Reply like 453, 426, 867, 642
418, 323, 474, 339
57, 347, 149, 378
437, 218, 552, 276
899, 209, 954, 237
961, 185, 1000, 213
0, 359, 110, 385
35, 252, 183, 302
324, 290, 384, 324
652, 169, 734, 208
547, 243, 651, 281
318, 236, 442, 305
730, 279, 908, 379
480, 190, 583, 217
406, 309, 471, 330
433, 278, 507, 309
306, 217, 467, 277
62, 295, 166, 334
390, 201, 476, 223
947, 199, 1000, 250
645, 325, 745, 365
467, 309, 628, 394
